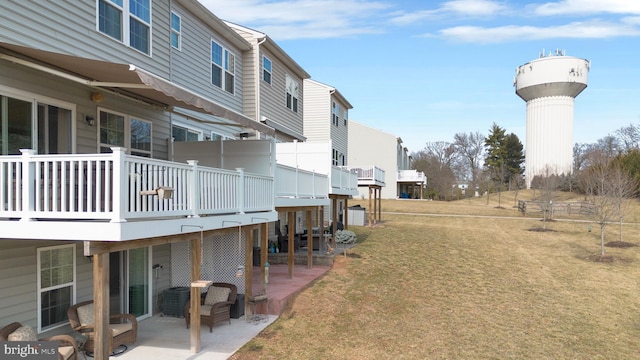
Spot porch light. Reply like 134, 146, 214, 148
85, 115, 96, 126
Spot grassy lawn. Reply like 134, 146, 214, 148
231, 193, 640, 359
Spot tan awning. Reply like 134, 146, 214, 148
0, 42, 274, 136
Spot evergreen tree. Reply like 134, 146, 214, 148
504, 133, 525, 179
484, 123, 524, 185
484, 123, 507, 183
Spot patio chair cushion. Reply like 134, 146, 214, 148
200, 305, 213, 316
110, 323, 133, 337
58, 345, 75, 360
204, 286, 230, 305
77, 303, 94, 326
7, 325, 38, 342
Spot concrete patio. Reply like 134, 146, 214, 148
107, 264, 332, 360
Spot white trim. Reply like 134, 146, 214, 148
0, 85, 77, 154
98, 107, 153, 155
210, 38, 236, 95
170, 11, 182, 51
262, 55, 272, 85
96, 0, 153, 56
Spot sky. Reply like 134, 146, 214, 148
199, 0, 640, 153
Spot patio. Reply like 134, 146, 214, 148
111, 264, 332, 360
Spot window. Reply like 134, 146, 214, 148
343, 110, 348, 126
170, 11, 181, 50
38, 244, 75, 331
332, 149, 338, 166
99, 109, 152, 156
209, 132, 224, 141
211, 40, 235, 94
172, 124, 201, 142
332, 102, 340, 126
98, 0, 151, 55
262, 56, 272, 85
286, 75, 299, 113
130, 118, 151, 157
1, 93, 73, 155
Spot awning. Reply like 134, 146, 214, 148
0, 42, 274, 136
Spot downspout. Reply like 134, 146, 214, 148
255, 36, 267, 139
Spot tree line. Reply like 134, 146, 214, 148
411, 123, 640, 202
411, 122, 524, 201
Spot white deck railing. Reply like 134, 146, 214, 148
0, 148, 273, 222
275, 164, 328, 199
332, 166, 358, 193
350, 165, 386, 186
397, 169, 426, 183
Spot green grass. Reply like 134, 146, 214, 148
231, 194, 640, 359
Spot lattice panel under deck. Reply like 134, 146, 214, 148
171, 231, 246, 294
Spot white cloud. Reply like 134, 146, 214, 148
389, 0, 507, 25
433, 20, 640, 43
198, 0, 391, 39
534, 0, 640, 16
441, 0, 508, 16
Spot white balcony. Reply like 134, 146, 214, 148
350, 165, 386, 187
276, 141, 358, 197
0, 147, 277, 241
397, 169, 427, 184
275, 164, 329, 207
331, 166, 359, 195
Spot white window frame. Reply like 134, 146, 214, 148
171, 123, 202, 142
332, 102, 340, 127
262, 56, 272, 85
97, 0, 153, 55
170, 11, 181, 50
0, 85, 77, 154
285, 75, 299, 113
209, 131, 226, 141
37, 244, 76, 333
211, 40, 236, 94
97, 108, 153, 156
343, 110, 348, 126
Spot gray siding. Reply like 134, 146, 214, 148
230, 25, 306, 141
0, 241, 90, 337
169, 2, 246, 114
1, 59, 171, 159
260, 47, 304, 137
0, 0, 171, 77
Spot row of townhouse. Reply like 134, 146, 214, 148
0, 0, 401, 358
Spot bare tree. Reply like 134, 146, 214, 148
615, 123, 640, 152
596, 135, 622, 159
608, 164, 637, 243
412, 143, 457, 200
453, 131, 485, 192
532, 166, 561, 230
583, 155, 618, 255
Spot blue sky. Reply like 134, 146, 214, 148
199, 0, 640, 153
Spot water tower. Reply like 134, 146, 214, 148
514, 49, 590, 188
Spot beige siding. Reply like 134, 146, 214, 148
348, 121, 399, 199
303, 80, 332, 142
